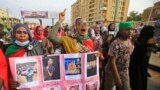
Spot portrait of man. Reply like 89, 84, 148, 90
42, 56, 60, 81
86, 53, 97, 77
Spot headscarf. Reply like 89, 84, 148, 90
6, 23, 33, 57
11, 23, 33, 44
33, 26, 44, 40
137, 25, 155, 45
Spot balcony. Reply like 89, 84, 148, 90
100, 7, 107, 11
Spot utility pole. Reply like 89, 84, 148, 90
147, 0, 156, 25
52, 18, 54, 26
114, 0, 119, 23
6, 9, 9, 28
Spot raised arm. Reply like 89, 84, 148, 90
47, 9, 66, 44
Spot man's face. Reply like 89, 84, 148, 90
48, 58, 53, 65
76, 19, 88, 36
46, 27, 50, 32
121, 29, 132, 39
94, 25, 100, 34
15, 26, 29, 42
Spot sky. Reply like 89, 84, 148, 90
0, 0, 159, 26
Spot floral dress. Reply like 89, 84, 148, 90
106, 38, 134, 77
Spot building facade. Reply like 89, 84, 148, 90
71, 0, 130, 26
0, 8, 20, 29
142, 1, 160, 22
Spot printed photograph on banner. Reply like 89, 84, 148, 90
64, 54, 82, 80
42, 55, 60, 81
15, 57, 39, 88
86, 53, 98, 77
67, 84, 83, 90
65, 58, 81, 75
43, 85, 61, 90
86, 81, 99, 90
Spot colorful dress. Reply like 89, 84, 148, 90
105, 38, 134, 90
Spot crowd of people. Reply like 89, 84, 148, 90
0, 9, 160, 90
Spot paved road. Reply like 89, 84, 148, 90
148, 69, 160, 90
148, 53, 160, 90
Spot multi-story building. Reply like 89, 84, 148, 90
142, 1, 160, 22
0, 9, 8, 17
152, 1, 160, 20
71, 0, 130, 26
0, 8, 20, 29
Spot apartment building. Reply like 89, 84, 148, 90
142, 1, 160, 22
0, 8, 20, 29
71, 0, 130, 26
0, 9, 8, 18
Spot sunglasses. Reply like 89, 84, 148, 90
76, 21, 88, 26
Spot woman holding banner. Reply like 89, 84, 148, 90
5, 9, 101, 89
4, 9, 67, 89
4, 9, 78, 89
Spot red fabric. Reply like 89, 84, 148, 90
33, 26, 44, 40
10, 49, 27, 57
0, 49, 9, 90
82, 39, 94, 51
44, 30, 49, 37
56, 28, 64, 37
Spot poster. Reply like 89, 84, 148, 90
42, 55, 61, 81
85, 81, 99, 90
43, 86, 61, 90
85, 52, 99, 78
67, 84, 83, 90
21, 10, 48, 18
9, 57, 40, 88
9, 52, 99, 90
64, 54, 82, 80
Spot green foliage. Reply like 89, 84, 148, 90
127, 11, 142, 21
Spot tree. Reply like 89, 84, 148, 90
127, 11, 142, 21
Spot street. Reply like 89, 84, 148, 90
148, 69, 160, 90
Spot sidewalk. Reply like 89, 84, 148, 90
149, 52, 160, 72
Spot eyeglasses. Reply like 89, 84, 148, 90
16, 31, 28, 34
76, 21, 88, 26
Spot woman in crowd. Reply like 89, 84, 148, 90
5, 22, 55, 88
33, 25, 44, 42
5, 23, 44, 57
43, 26, 50, 37
42, 26, 54, 54
93, 24, 104, 83
129, 25, 157, 90
48, 9, 94, 53
104, 22, 134, 90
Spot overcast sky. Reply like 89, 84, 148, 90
0, 0, 159, 26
